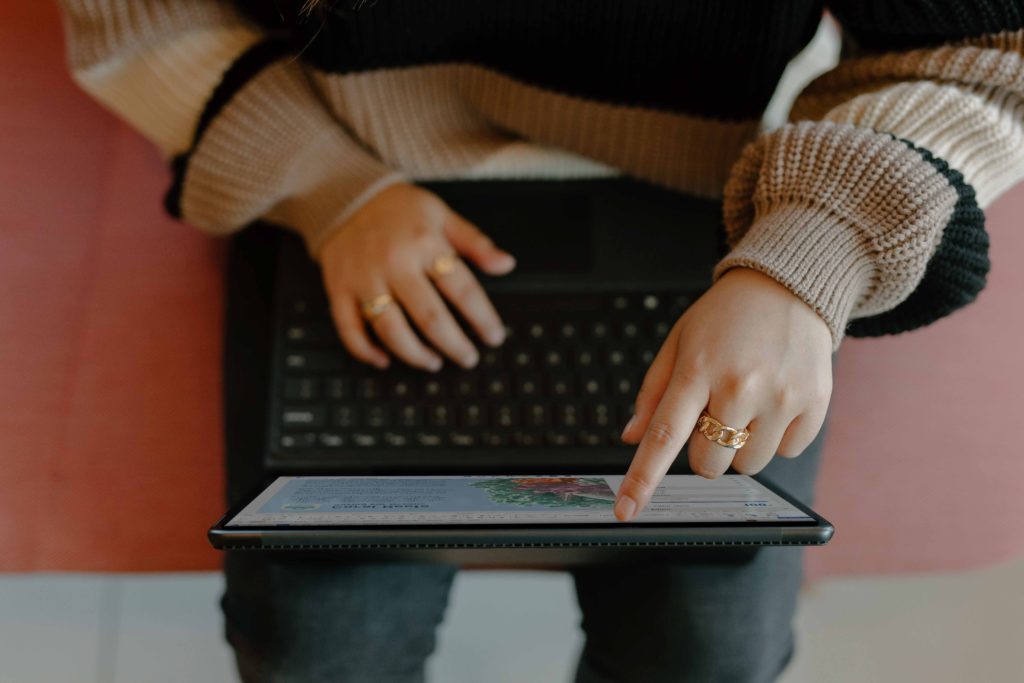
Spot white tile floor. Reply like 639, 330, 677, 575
2, 555, 1023, 683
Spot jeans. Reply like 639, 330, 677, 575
220, 224, 834, 683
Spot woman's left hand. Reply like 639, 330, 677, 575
615, 266, 834, 521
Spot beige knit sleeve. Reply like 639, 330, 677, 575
58, 0, 403, 257
713, 26, 1024, 350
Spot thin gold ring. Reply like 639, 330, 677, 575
360, 293, 394, 321
430, 253, 459, 277
695, 410, 750, 450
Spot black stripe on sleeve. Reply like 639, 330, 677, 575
845, 138, 990, 339
164, 39, 291, 219
828, 0, 1023, 51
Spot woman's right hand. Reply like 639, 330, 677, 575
319, 183, 516, 372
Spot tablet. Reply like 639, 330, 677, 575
209, 474, 833, 564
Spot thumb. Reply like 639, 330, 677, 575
443, 213, 516, 276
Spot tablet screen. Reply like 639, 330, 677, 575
226, 475, 813, 527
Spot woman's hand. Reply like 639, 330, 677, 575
320, 183, 516, 371
615, 267, 834, 521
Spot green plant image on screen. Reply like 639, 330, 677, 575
470, 477, 616, 508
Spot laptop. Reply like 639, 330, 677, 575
209, 177, 835, 559
265, 177, 725, 473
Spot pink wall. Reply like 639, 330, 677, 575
2, 2, 1022, 575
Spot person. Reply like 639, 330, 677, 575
58, 1, 1022, 681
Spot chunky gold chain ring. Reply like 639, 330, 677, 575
695, 410, 750, 449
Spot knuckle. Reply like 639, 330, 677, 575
814, 377, 834, 403
448, 277, 477, 304
645, 420, 678, 447
419, 305, 448, 338
410, 220, 436, 242
721, 370, 760, 398
623, 471, 656, 495
774, 384, 801, 410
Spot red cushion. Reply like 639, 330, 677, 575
3, 2, 1022, 576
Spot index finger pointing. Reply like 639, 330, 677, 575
615, 370, 709, 521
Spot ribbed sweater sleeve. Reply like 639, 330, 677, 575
713, 1, 1023, 350
58, 0, 404, 257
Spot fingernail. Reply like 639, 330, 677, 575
615, 495, 637, 522
487, 328, 505, 347
428, 357, 443, 372
620, 414, 637, 441
462, 351, 479, 368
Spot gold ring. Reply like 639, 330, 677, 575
360, 293, 394, 321
695, 410, 750, 450
430, 253, 459, 277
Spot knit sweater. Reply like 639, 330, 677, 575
57, 1, 1024, 350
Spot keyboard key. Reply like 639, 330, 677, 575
480, 349, 501, 368
449, 432, 477, 447
575, 349, 597, 368
397, 405, 422, 428
365, 405, 390, 428
318, 432, 345, 448
284, 378, 319, 401
642, 294, 660, 311
383, 431, 410, 447
325, 377, 351, 401
611, 295, 630, 310
333, 406, 358, 428
512, 431, 542, 447
556, 404, 582, 428
387, 379, 413, 400
527, 323, 545, 340
284, 351, 345, 372
548, 374, 572, 398
606, 348, 628, 368
525, 403, 550, 428
543, 349, 565, 368
620, 322, 640, 339
481, 431, 509, 447
484, 375, 510, 398
352, 432, 378, 447
652, 320, 672, 339
558, 323, 578, 340
588, 403, 614, 428
511, 350, 533, 368
422, 379, 444, 399
545, 430, 574, 447
428, 404, 453, 428
580, 373, 603, 397
454, 376, 478, 398
492, 404, 518, 428
610, 374, 635, 396
460, 404, 485, 428
516, 374, 541, 398
589, 322, 610, 340
282, 406, 326, 428
416, 432, 443, 447
357, 378, 381, 400
578, 430, 603, 447
285, 322, 336, 345
279, 432, 317, 450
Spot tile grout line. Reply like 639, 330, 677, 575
95, 578, 123, 683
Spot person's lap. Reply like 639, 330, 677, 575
220, 224, 833, 683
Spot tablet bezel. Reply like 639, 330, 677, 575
208, 472, 834, 552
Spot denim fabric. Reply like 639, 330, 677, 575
221, 225, 834, 683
